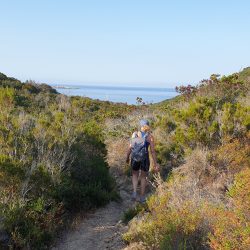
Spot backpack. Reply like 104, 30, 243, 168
130, 131, 148, 162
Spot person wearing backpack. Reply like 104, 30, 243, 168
126, 119, 160, 203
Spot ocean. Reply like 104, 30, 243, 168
50, 84, 178, 105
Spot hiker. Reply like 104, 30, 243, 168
126, 119, 160, 203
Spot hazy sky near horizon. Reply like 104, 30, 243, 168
0, 0, 250, 87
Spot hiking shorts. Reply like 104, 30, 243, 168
131, 158, 150, 172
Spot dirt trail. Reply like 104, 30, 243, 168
51, 170, 137, 250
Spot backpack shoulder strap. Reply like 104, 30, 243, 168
131, 131, 138, 139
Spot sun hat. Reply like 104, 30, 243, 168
140, 119, 149, 127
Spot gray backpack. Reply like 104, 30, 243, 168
131, 132, 148, 162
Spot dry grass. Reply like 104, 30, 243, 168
105, 137, 129, 169
170, 148, 225, 205
123, 242, 147, 250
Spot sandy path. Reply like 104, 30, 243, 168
51, 171, 135, 250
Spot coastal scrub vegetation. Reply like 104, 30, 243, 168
122, 68, 250, 249
0, 67, 249, 249
0, 73, 133, 249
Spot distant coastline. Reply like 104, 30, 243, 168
55, 85, 80, 89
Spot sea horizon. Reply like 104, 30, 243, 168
49, 83, 178, 104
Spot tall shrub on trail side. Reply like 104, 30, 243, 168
172, 98, 249, 150
173, 97, 218, 148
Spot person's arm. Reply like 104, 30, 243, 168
148, 134, 160, 172
126, 145, 131, 163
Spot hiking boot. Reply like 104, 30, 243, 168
139, 196, 146, 204
131, 192, 137, 201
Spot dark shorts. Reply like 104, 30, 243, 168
131, 158, 150, 172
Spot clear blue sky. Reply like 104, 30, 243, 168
0, 0, 249, 87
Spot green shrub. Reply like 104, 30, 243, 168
122, 204, 145, 224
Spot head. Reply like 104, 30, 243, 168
140, 119, 150, 132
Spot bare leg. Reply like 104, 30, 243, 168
132, 170, 139, 193
140, 170, 147, 198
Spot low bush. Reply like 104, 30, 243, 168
122, 204, 145, 224
123, 179, 210, 249
208, 168, 250, 250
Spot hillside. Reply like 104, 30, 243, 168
0, 73, 135, 249
122, 71, 250, 249
239, 66, 250, 82
0, 69, 249, 249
